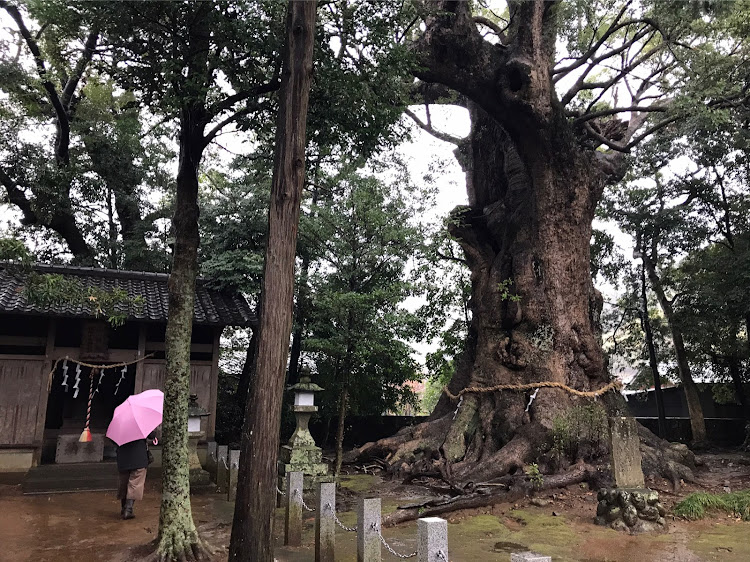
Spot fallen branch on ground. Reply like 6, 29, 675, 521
384, 462, 601, 527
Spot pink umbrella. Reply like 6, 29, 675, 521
106, 389, 164, 446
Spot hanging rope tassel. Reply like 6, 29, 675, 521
79, 368, 98, 443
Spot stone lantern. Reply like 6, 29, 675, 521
278, 370, 329, 491
187, 394, 211, 486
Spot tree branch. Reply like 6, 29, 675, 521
206, 73, 281, 118
0, 166, 37, 225
436, 250, 466, 265
203, 100, 268, 147
472, 16, 507, 43
574, 104, 668, 125
61, 29, 100, 110
2, 1, 70, 165
404, 107, 466, 145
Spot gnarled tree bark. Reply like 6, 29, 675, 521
347, 0, 692, 486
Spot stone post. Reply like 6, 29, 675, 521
217, 445, 228, 489
357, 497, 381, 562
315, 481, 336, 562
206, 441, 217, 482
609, 416, 646, 488
417, 517, 448, 562
285, 471, 304, 546
511, 553, 552, 562
227, 449, 240, 502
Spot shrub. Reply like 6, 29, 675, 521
550, 403, 608, 463
674, 490, 750, 521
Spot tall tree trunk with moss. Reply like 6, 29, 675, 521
157, 102, 209, 562
643, 255, 707, 445
156, 9, 212, 559
229, 2, 318, 561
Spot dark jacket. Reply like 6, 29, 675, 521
116, 439, 149, 471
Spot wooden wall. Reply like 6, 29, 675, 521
137, 361, 214, 436
0, 316, 223, 458
0, 358, 46, 445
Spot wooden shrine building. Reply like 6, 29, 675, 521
0, 263, 254, 472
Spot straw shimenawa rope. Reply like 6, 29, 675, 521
442, 379, 622, 401
47, 353, 155, 392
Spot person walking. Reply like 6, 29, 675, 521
106, 389, 164, 520
116, 435, 154, 519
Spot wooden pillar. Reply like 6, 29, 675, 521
32, 319, 56, 466
208, 327, 221, 440
134, 323, 147, 394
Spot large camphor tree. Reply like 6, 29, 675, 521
349, 0, 746, 486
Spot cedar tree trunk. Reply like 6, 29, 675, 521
229, 2, 317, 561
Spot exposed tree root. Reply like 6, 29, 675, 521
348, 410, 698, 505
384, 462, 601, 526
145, 528, 211, 562
638, 424, 696, 491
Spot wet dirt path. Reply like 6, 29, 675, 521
1, 452, 749, 561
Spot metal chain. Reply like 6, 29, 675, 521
327, 502, 357, 532
294, 489, 316, 512
371, 523, 417, 559
436, 550, 448, 560
221, 456, 229, 470
276, 486, 286, 496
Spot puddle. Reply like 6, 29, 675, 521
493, 540, 528, 553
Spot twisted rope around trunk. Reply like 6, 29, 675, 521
443, 379, 622, 401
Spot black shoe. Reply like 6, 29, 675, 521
120, 498, 126, 518
122, 499, 135, 520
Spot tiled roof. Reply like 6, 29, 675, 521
0, 263, 255, 327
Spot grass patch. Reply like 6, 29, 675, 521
674, 490, 750, 521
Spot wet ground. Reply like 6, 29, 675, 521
1, 451, 749, 561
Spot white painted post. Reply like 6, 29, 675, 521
357, 497, 381, 562
417, 517, 448, 562
285, 471, 304, 546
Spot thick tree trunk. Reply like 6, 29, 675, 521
287, 181, 319, 385
638, 259, 667, 438
348, 0, 694, 489
237, 324, 259, 407
156, 106, 207, 562
644, 256, 707, 445
350, 105, 612, 484
229, 3, 317, 561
